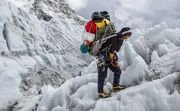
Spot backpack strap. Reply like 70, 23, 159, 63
99, 22, 112, 43
88, 22, 93, 32
104, 20, 108, 26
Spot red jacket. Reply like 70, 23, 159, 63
85, 20, 97, 34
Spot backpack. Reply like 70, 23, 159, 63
88, 19, 116, 56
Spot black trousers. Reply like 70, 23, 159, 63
97, 64, 121, 93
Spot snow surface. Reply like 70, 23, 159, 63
175, 56, 180, 72
0, 0, 180, 111
37, 22, 180, 111
0, 0, 88, 110
0, 56, 37, 108
37, 72, 180, 111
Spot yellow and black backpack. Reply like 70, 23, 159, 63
94, 18, 116, 41
88, 18, 116, 56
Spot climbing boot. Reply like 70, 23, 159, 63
98, 92, 111, 98
112, 85, 126, 92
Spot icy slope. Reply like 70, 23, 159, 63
0, 0, 180, 110
0, 0, 88, 109
38, 73, 180, 111
37, 23, 180, 111
7, 0, 85, 24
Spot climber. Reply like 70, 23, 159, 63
80, 11, 132, 98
